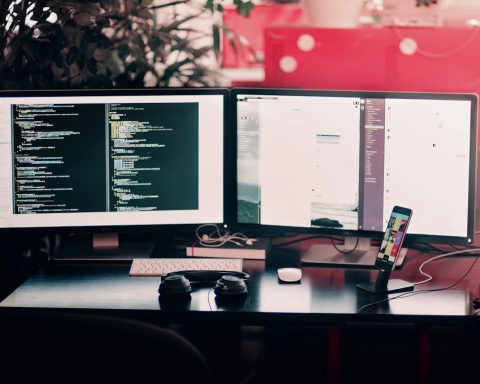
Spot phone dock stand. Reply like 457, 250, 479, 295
356, 269, 414, 294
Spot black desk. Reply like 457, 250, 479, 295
1, 256, 478, 384
0, 260, 472, 319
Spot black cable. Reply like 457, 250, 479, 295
448, 243, 467, 251
405, 240, 479, 254
330, 236, 359, 254
271, 235, 332, 248
207, 288, 215, 311
273, 235, 467, 254
272, 235, 369, 255
404, 240, 444, 253
250, 232, 294, 239
358, 253, 480, 312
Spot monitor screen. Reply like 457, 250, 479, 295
232, 88, 477, 265
0, 88, 227, 232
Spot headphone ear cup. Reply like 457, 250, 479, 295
214, 275, 248, 298
158, 275, 192, 297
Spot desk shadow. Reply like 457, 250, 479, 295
356, 291, 390, 313
214, 295, 248, 311
158, 294, 192, 311
158, 293, 248, 311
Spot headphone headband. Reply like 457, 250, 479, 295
165, 270, 250, 284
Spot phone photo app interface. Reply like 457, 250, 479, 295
236, 93, 472, 239
378, 210, 410, 265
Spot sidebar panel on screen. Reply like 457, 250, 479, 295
12, 104, 106, 214
359, 98, 385, 232
108, 103, 199, 212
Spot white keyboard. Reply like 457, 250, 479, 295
129, 258, 243, 277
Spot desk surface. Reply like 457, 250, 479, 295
0, 254, 474, 324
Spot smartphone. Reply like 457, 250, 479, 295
375, 205, 413, 271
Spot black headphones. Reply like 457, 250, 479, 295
158, 270, 250, 299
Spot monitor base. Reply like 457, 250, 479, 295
301, 237, 407, 269
52, 233, 155, 261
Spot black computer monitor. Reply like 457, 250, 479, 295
232, 88, 477, 267
0, 88, 229, 259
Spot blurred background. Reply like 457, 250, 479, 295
3, 0, 480, 90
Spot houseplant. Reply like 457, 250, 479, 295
0, 0, 254, 89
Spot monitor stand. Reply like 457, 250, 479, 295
52, 232, 155, 262
300, 237, 407, 269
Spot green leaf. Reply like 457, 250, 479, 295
233, 0, 254, 17
66, 46, 79, 65
212, 23, 220, 56
101, 0, 121, 12
205, 0, 214, 13
78, 2, 101, 16
149, 1, 188, 10
73, 12, 91, 27
217, 23, 238, 56
117, 41, 131, 60
96, 16, 109, 28
93, 48, 111, 62
87, 57, 97, 74
105, 49, 125, 77
135, 8, 154, 20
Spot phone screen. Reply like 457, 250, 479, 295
375, 206, 412, 270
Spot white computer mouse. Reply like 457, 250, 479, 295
277, 268, 302, 283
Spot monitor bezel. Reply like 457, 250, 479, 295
230, 87, 478, 245
0, 87, 231, 234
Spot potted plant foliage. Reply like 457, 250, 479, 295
0, 0, 254, 89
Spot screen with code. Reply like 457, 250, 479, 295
0, 90, 225, 229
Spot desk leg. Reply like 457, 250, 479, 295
418, 327, 430, 384
328, 326, 341, 384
